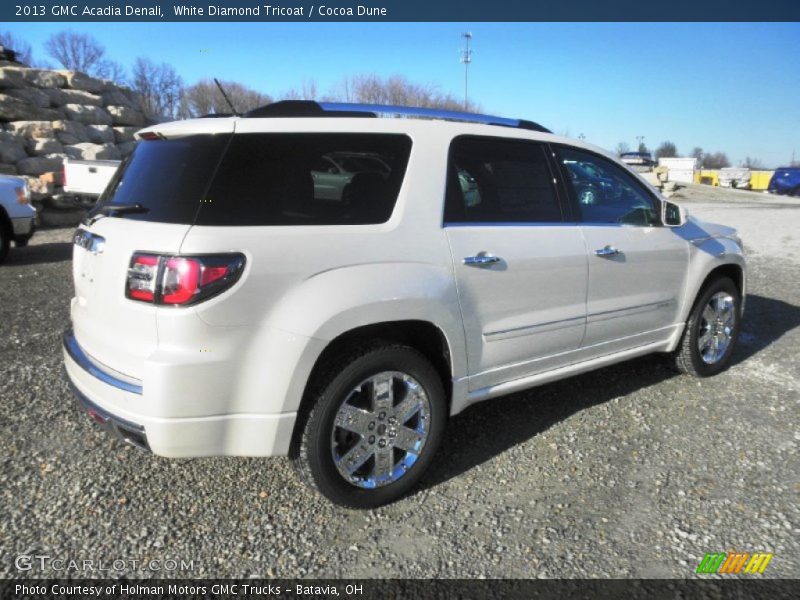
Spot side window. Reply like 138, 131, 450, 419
444, 137, 562, 224
557, 147, 659, 226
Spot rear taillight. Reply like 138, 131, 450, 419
126, 253, 245, 306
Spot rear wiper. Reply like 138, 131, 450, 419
85, 203, 150, 226
98, 203, 149, 215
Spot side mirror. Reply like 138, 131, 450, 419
663, 200, 686, 227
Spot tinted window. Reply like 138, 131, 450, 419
199, 134, 411, 226
558, 147, 659, 226
444, 137, 562, 224
93, 135, 231, 224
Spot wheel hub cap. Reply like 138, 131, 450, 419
331, 371, 431, 489
698, 292, 736, 364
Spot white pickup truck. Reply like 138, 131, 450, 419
0, 175, 36, 264
63, 158, 120, 206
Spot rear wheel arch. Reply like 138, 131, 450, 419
289, 319, 454, 457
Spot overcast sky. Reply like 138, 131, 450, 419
12, 22, 800, 168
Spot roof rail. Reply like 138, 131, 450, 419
242, 100, 551, 133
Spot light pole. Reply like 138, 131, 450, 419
460, 32, 472, 111
636, 135, 645, 152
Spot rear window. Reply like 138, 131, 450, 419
94, 135, 231, 224
93, 132, 412, 226
198, 133, 411, 226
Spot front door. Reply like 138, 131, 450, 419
554, 145, 689, 354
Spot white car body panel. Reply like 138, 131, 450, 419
64, 114, 746, 457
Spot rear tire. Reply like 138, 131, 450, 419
290, 343, 447, 508
670, 277, 741, 377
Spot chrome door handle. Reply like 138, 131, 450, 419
463, 254, 501, 266
594, 245, 620, 257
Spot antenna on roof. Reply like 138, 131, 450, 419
213, 78, 239, 116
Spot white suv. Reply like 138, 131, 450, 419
63, 102, 745, 507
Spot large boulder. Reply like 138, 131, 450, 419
62, 103, 113, 125
23, 175, 55, 201
5, 87, 51, 108
0, 68, 26, 89
0, 94, 62, 121
60, 89, 103, 107
53, 119, 88, 139
64, 142, 121, 161
102, 89, 137, 108
16, 155, 64, 176
1, 67, 67, 89
112, 126, 139, 143
86, 124, 115, 144
107, 105, 147, 126
117, 140, 138, 158
0, 163, 17, 175
0, 139, 27, 163
59, 71, 105, 93
7, 120, 55, 138
27, 137, 63, 156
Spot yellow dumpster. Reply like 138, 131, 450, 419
698, 170, 720, 186
749, 171, 774, 191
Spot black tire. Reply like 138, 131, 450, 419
670, 277, 741, 377
290, 343, 447, 508
15, 237, 29, 248
0, 221, 10, 265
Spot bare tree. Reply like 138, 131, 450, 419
655, 141, 678, 160
703, 152, 730, 169
95, 59, 127, 85
45, 30, 106, 74
327, 74, 480, 111
742, 156, 764, 169
637, 141, 649, 154
181, 79, 271, 117
690, 147, 704, 167
131, 58, 183, 121
615, 142, 630, 156
0, 31, 34, 65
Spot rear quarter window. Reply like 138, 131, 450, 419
198, 133, 412, 226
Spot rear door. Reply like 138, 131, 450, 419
444, 136, 588, 392
553, 145, 689, 354
70, 132, 231, 380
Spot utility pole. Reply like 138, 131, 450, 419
460, 32, 472, 111
635, 135, 645, 152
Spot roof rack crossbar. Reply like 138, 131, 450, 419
242, 100, 551, 133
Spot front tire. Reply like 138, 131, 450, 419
0, 223, 10, 265
671, 277, 741, 377
291, 344, 446, 508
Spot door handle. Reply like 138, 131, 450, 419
463, 254, 501, 267
594, 245, 620, 257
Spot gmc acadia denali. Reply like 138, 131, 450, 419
63, 101, 745, 507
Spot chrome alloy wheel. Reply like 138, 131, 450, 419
330, 371, 431, 489
698, 291, 736, 364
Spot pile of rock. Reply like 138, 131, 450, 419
0, 59, 150, 207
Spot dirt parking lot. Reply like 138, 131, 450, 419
1, 186, 798, 578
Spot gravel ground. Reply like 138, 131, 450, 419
0, 189, 798, 579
